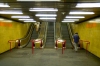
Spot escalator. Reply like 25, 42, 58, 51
45, 22, 54, 48
26, 27, 38, 48
31, 30, 38, 39
61, 23, 72, 49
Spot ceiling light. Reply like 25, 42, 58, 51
11, 16, 30, 18
24, 21, 36, 22
2, 20, 12, 22
0, 3, 10, 7
36, 14, 57, 16
29, 9, 58, 11
89, 21, 95, 22
69, 12, 94, 14
66, 16, 85, 18
62, 21, 75, 22
31, 8, 56, 9
0, 11, 23, 14
76, 3, 100, 8
95, 19, 100, 22
0, 18, 4, 20
13, 8, 22, 9
29, 8, 58, 12
63, 19, 79, 21
17, 0, 60, 1
89, 21, 100, 23
39, 18, 56, 19
19, 19, 33, 20
5, 20, 13, 22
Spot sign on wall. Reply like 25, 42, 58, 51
86, 23, 96, 28
0, 22, 12, 27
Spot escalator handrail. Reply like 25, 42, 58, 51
67, 23, 74, 44
55, 22, 62, 39
59, 22, 62, 38
42, 22, 48, 46
19, 23, 34, 47
37, 22, 48, 46
24, 22, 44, 47
21, 23, 34, 40
54, 22, 56, 43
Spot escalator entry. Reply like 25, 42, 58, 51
31, 39, 43, 48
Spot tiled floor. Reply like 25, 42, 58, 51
0, 48, 100, 66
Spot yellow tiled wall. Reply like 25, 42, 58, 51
0, 22, 30, 53
71, 22, 100, 58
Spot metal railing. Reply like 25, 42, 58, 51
54, 22, 56, 46
37, 22, 48, 47
67, 23, 73, 43
43, 22, 48, 47
19, 23, 34, 48
55, 22, 62, 39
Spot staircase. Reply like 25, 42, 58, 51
61, 23, 72, 48
45, 22, 54, 48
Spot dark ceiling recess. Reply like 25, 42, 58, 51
0, 0, 100, 23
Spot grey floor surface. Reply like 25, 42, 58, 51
0, 48, 100, 66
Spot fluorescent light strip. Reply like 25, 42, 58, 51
36, 14, 57, 16
30, 8, 56, 10
17, 0, 60, 1
0, 11, 23, 14
24, 21, 36, 22
95, 19, 100, 22
76, 3, 100, 8
2, 20, 12, 22
39, 18, 56, 19
66, 16, 85, 18
29, 9, 58, 11
13, 8, 21, 9
62, 21, 75, 22
11, 16, 30, 18
0, 18, 4, 20
63, 19, 79, 21
19, 19, 33, 20
0, 3, 10, 7
89, 21, 100, 23
69, 12, 94, 14
5, 20, 12, 22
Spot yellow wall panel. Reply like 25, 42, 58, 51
71, 22, 100, 58
0, 22, 30, 53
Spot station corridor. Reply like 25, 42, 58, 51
0, 0, 100, 66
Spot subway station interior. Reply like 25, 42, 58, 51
0, 0, 100, 66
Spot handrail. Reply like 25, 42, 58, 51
19, 23, 34, 48
79, 40, 90, 53
23, 23, 34, 38
43, 22, 48, 47
67, 23, 74, 47
22, 23, 34, 39
55, 22, 62, 39
38, 22, 46, 39
37, 23, 41, 38
54, 22, 56, 46
8, 40, 16, 51
37, 22, 48, 47
59, 22, 62, 38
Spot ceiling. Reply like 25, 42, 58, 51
0, 0, 100, 23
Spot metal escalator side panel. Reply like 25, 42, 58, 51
61, 23, 73, 49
